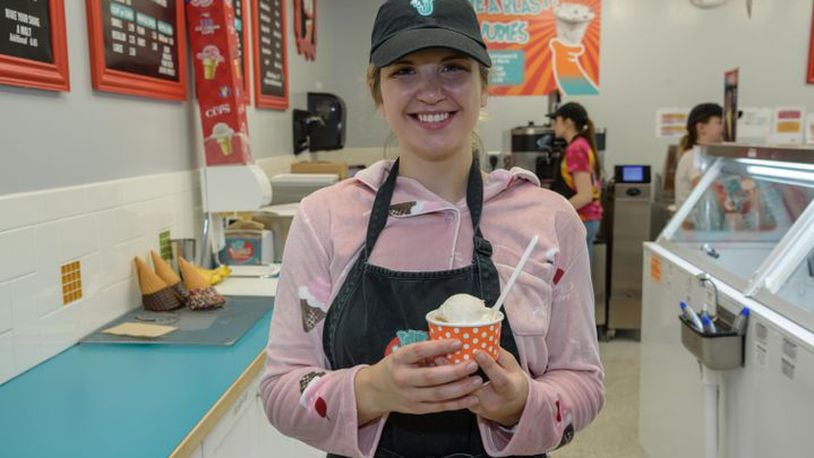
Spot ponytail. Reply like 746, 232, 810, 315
575, 118, 601, 180
679, 130, 697, 154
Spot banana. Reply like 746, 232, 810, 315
190, 264, 231, 286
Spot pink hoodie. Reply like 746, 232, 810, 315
260, 160, 604, 457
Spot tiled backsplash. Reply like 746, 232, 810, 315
0, 149, 382, 385
0, 171, 202, 385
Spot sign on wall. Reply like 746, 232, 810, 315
0, 0, 70, 91
86, 0, 188, 100
253, 0, 288, 109
470, 0, 601, 96
293, 0, 315, 61
187, 0, 253, 165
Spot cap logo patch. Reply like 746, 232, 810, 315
410, 0, 434, 16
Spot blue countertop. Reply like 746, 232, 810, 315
0, 309, 273, 458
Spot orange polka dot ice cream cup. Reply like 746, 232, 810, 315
426, 310, 504, 364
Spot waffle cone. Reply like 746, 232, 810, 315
134, 257, 168, 295
150, 250, 181, 286
142, 287, 183, 311
178, 256, 210, 290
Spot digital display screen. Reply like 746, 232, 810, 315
622, 166, 644, 183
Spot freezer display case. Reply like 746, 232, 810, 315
658, 144, 814, 294
639, 144, 814, 458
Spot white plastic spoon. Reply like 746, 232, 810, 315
491, 235, 539, 312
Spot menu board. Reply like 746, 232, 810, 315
0, 0, 69, 91
86, 0, 187, 100
101, 0, 178, 81
252, 0, 287, 108
1, 0, 54, 63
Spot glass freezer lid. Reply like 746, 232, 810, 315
775, 247, 814, 315
666, 156, 814, 284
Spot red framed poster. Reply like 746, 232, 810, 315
234, 0, 251, 103
808, 4, 814, 84
85, 0, 188, 101
293, 0, 316, 61
0, 0, 70, 91
252, 0, 289, 109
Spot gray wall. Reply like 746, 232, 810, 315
324, 0, 814, 172
0, 1, 340, 195
0, 1, 195, 195
3, 0, 814, 195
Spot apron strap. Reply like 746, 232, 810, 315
364, 159, 401, 260
364, 158, 488, 262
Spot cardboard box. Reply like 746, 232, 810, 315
291, 161, 348, 180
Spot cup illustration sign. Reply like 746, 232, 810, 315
549, 3, 598, 95
553, 3, 595, 46
197, 45, 225, 80
425, 293, 504, 364
210, 122, 235, 155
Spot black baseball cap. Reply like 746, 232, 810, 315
687, 103, 723, 130
548, 102, 589, 127
370, 0, 491, 68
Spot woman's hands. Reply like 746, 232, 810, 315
468, 349, 529, 428
354, 339, 483, 424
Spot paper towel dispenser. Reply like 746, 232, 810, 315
293, 92, 346, 154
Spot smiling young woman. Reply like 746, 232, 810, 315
259, 1, 604, 457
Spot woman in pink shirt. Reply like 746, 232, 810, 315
260, 1, 604, 456
550, 102, 604, 258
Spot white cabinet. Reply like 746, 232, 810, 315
202, 373, 323, 458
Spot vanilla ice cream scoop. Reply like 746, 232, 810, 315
553, 3, 595, 23
438, 293, 496, 324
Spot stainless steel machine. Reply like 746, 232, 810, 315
607, 165, 653, 335
509, 122, 566, 188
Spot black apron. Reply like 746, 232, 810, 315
323, 159, 544, 458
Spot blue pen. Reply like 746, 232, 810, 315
732, 307, 750, 335
701, 313, 717, 334
680, 301, 704, 332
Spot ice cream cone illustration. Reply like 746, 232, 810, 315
210, 122, 235, 155
134, 257, 183, 312
549, 3, 599, 95
196, 45, 225, 80
178, 256, 226, 310
150, 250, 189, 303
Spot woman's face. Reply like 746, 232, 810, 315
698, 116, 724, 143
552, 116, 563, 138
378, 48, 487, 163
552, 116, 572, 139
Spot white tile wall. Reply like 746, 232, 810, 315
0, 228, 36, 282
0, 170, 201, 385
0, 283, 12, 334
10, 274, 42, 376
0, 194, 39, 232
0, 331, 14, 384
